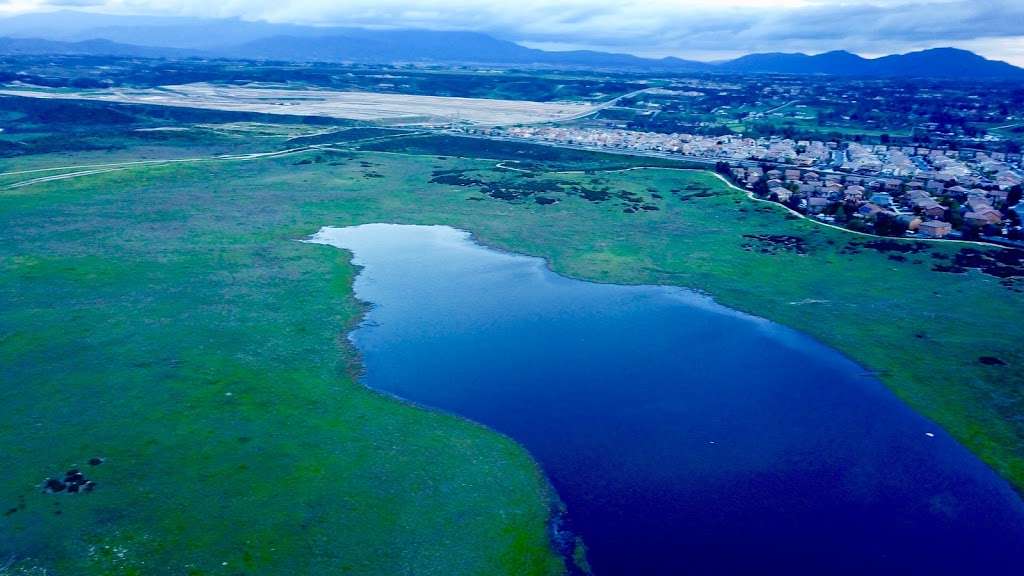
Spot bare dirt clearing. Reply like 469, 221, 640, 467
0, 83, 596, 126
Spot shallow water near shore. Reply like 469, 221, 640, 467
308, 223, 1024, 575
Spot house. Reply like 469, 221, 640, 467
898, 215, 922, 231
770, 187, 791, 202
919, 220, 952, 238
807, 197, 829, 214
988, 189, 1009, 205
844, 186, 865, 202
869, 192, 894, 207
882, 178, 902, 192
920, 201, 947, 219
908, 189, 932, 203
964, 208, 1003, 227
784, 169, 801, 181
858, 203, 884, 218
966, 196, 993, 212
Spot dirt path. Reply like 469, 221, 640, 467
0, 158, 207, 178
2, 146, 321, 189
6, 167, 128, 189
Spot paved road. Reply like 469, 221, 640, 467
510, 87, 656, 126
759, 99, 800, 115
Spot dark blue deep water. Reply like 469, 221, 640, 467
309, 224, 1024, 575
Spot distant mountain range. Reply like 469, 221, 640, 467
721, 49, 1024, 78
1, 10, 1022, 79
0, 37, 198, 59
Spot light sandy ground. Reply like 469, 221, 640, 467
0, 83, 596, 126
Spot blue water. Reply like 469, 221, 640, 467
309, 224, 1024, 575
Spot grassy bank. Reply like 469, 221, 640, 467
0, 150, 567, 575
1, 133, 1022, 573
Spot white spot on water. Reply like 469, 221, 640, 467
925, 432, 935, 438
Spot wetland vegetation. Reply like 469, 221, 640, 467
2, 103, 1023, 574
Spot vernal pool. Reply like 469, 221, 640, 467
307, 223, 1024, 575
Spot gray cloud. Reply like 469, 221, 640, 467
10, 0, 1024, 63
485, 1, 1024, 56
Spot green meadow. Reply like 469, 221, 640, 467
1, 129, 1022, 575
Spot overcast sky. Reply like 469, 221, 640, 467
2, 0, 1024, 64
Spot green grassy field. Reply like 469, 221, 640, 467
741, 112, 914, 139
1, 129, 1022, 575
0, 148, 570, 575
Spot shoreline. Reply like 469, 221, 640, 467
304, 228, 587, 575
306, 222, 1024, 575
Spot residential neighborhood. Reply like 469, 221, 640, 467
471, 124, 1024, 244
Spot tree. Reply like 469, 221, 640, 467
944, 199, 964, 228
1007, 185, 1022, 208
874, 212, 907, 237
752, 177, 770, 198
786, 194, 804, 213
1009, 207, 1022, 228
847, 218, 868, 232
833, 204, 849, 222
982, 223, 1004, 237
